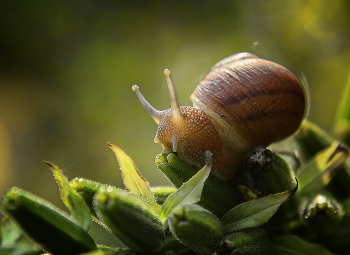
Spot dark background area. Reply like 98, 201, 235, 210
0, 0, 350, 245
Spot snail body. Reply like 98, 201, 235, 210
132, 52, 306, 181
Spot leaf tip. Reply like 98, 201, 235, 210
43, 161, 58, 171
107, 142, 120, 152
204, 151, 213, 173
327, 142, 349, 163
290, 178, 299, 198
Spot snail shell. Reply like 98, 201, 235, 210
132, 52, 307, 181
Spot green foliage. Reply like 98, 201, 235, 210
270, 235, 334, 255
1, 187, 96, 255
44, 161, 92, 231
156, 151, 242, 217
2, 74, 350, 254
221, 185, 297, 234
158, 161, 211, 222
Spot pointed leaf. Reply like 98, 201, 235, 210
297, 142, 349, 196
70, 178, 104, 221
159, 157, 212, 223
108, 143, 155, 202
270, 235, 334, 255
335, 70, 350, 144
221, 184, 297, 234
43, 161, 91, 231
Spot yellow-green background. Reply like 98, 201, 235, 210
0, 0, 350, 245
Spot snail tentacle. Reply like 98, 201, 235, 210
164, 69, 184, 122
132, 84, 164, 124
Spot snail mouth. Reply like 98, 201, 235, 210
154, 135, 173, 151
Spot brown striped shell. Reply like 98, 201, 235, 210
133, 52, 306, 181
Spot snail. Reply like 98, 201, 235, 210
132, 52, 306, 181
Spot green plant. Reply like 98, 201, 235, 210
1, 75, 350, 255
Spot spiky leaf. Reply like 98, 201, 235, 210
44, 161, 91, 231
108, 143, 155, 202
222, 184, 297, 234
159, 158, 211, 223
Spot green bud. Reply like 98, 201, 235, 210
156, 151, 243, 217
70, 178, 113, 220
151, 186, 177, 205
155, 151, 199, 188
168, 204, 223, 255
94, 187, 165, 252
259, 153, 297, 197
216, 227, 268, 255
259, 153, 298, 220
1, 187, 97, 255
300, 194, 344, 236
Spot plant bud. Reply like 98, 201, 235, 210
1, 187, 97, 255
168, 204, 224, 255
94, 187, 165, 252
216, 227, 268, 255
156, 151, 243, 217
151, 186, 177, 205
300, 194, 344, 237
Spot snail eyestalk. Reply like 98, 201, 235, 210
164, 69, 183, 121
132, 85, 164, 124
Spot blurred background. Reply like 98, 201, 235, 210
1, 0, 350, 245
